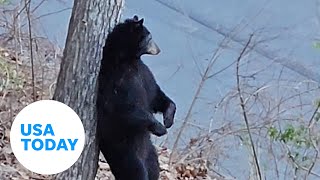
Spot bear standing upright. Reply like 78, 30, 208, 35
96, 15, 176, 180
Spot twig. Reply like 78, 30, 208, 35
31, 0, 47, 13
235, 34, 262, 180
169, 38, 226, 164
19, 7, 72, 29
24, 0, 36, 102
15, 0, 30, 19
285, 146, 320, 178
32, 8, 72, 22
14, 0, 46, 19
306, 101, 320, 177
169, 71, 206, 164
168, 15, 250, 163
307, 102, 320, 128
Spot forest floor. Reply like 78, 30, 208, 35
0, 41, 216, 180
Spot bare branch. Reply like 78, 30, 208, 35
235, 34, 262, 179
24, 0, 36, 102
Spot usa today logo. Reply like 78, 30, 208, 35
10, 100, 85, 175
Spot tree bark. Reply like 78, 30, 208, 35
52, 0, 124, 179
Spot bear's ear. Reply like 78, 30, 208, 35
133, 15, 139, 22
138, 18, 144, 26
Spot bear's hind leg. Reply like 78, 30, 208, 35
145, 145, 160, 180
104, 148, 148, 180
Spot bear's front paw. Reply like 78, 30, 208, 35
149, 121, 167, 137
164, 102, 176, 128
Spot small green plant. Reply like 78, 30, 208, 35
268, 125, 311, 148
0, 0, 9, 4
268, 127, 278, 139
0, 57, 24, 92
313, 42, 320, 49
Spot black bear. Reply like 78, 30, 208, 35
96, 15, 176, 180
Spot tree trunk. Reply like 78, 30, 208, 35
52, 0, 124, 179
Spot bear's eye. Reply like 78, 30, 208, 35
133, 22, 143, 31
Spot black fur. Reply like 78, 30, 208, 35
97, 15, 176, 180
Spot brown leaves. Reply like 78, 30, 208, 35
0, 42, 60, 179
175, 163, 208, 180
95, 147, 211, 180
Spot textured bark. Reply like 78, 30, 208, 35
53, 0, 124, 179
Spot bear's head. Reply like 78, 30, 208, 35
103, 15, 160, 63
